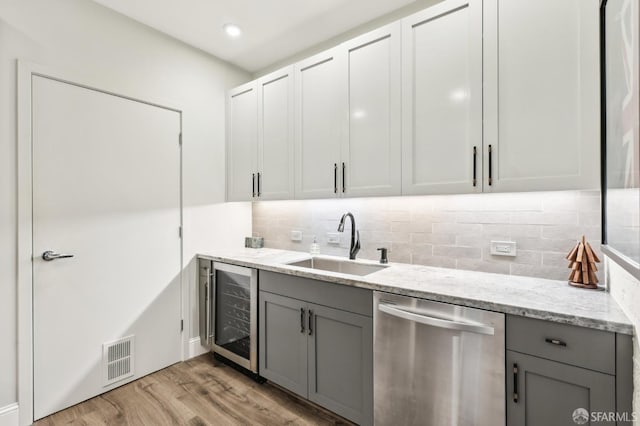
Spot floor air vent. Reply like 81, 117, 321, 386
102, 335, 135, 386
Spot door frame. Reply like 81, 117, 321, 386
16, 60, 186, 425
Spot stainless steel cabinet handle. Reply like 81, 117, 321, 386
308, 310, 313, 335
472, 146, 477, 187
42, 251, 74, 261
205, 267, 211, 344
545, 337, 567, 347
513, 363, 519, 403
342, 162, 346, 193
488, 144, 493, 186
378, 303, 495, 335
252, 173, 256, 197
333, 163, 338, 194
257, 172, 261, 197
300, 308, 305, 333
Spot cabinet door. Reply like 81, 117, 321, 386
226, 81, 258, 201
401, 0, 483, 195
483, 0, 599, 192
307, 303, 373, 426
258, 292, 308, 397
294, 48, 345, 199
507, 351, 615, 426
342, 23, 401, 198
257, 66, 294, 200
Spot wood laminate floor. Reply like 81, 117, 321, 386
35, 354, 353, 426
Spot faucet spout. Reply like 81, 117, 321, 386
337, 212, 360, 260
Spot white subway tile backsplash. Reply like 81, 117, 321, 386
432, 223, 483, 235
541, 225, 600, 240
578, 210, 602, 227
433, 245, 482, 259
516, 237, 578, 252
483, 249, 542, 266
412, 254, 456, 268
411, 232, 456, 245
483, 224, 542, 238
510, 263, 569, 281
252, 190, 601, 281
456, 259, 511, 275
510, 211, 579, 226
456, 211, 511, 224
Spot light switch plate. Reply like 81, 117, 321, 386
290, 230, 303, 242
490, 240, 517, 257
327, 232, 341, 244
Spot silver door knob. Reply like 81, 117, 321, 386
42, 250, 74, 261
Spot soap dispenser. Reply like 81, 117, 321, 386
310, 236, 320, 255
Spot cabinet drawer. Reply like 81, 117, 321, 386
506, 315, 615, 374
259, 271, 372, 317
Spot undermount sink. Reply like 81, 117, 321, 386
286, 256, 388, 276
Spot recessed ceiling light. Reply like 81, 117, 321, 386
223, 23, 242, 38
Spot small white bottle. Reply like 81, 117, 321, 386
309, 236, 321, 255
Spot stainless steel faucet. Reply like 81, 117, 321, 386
337, 212, 360, 260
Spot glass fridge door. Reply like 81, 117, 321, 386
214, 267, 252, 361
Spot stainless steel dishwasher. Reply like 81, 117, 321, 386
374, 291, 505, 426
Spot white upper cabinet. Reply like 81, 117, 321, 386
226, 0, 601, 201
257, 66, 295, 200
294, 48, 345, 199
401, 0, 483, 195
226, 81, 258, 202
483, 0, 600, 192
341, 23, 402, 198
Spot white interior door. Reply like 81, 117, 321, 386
32, 76, 182, 420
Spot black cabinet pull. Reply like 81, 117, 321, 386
252, 173, 256, 197
545, 338, 567, 347
342, 162, 346, 193
300, 308, 305, 333
488, 144, 493, 186
513, 363, 519, 403
472, 146, 477, 187
308, 310, 313, 335
333, 163, 338, 194
257, 172, 261, 197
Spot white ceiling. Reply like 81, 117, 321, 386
92, 0, 416, 73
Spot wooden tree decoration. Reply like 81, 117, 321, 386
566, 235, 601, 289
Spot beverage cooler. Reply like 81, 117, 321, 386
199, 258, 258, 373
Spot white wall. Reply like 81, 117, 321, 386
607, 258, 640, 418
0, 0, 251, 409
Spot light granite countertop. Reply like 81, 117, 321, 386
198, 248, 634, 335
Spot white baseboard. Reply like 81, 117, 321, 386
0, 404, 18, 426
187, 337, 209, 359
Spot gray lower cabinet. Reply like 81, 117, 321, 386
506, 350, 616, 426
506, 315, 632, 426
258, 271, 373, 426
259, 291, 308, 396
308, 303, 373, 425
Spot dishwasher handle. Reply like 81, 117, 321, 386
378, 303, 495, 336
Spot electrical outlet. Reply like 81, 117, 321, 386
327, 232, 341, 244
490, 240, 517, 257
290, 230, 303, 242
